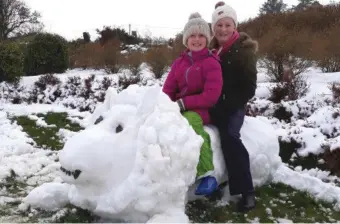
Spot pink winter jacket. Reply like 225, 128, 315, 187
162, 48, 223, 124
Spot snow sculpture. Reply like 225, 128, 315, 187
22, 84, 282, 223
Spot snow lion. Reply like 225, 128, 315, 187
22, 85, 281, 223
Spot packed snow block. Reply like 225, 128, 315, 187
22, 84, 281, 223
240, 116, 282, 186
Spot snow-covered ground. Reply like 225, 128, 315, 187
0, 65, 340, 222
254, 68, 340, 155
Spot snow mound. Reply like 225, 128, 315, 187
22, 85, 282, 222
273, 165, 340, 210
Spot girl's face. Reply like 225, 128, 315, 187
187, 33, 207, 51
214, 17, 236, 45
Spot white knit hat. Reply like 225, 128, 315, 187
211, 3, 238, 33
182, 12, 212, 47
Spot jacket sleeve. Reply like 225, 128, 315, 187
162, 61, 178, 101
182, 59, 223, 109
238, 48, 257, 105
226, 48, 257, 109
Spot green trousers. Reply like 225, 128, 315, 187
183, 111, 214, 178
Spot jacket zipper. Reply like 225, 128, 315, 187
180, 66, 191, 97
180, 53, 194, 97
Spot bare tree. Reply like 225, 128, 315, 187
293, 0, 321, 11
0, 0, 42, 41
83, 31, 90, 43
259, 0, 288, 15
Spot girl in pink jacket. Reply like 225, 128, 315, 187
162, 12, 223, 196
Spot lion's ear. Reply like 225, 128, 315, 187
93, 87, 118, 114
86, 87, 118, 125
137, 85, 161, 118
103, 87, 118, 111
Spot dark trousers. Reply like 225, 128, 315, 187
210, 106, 254, 196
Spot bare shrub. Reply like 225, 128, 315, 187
239, 5, 340, 75
330, 82, 340, 103
145, 45, 172, 79
118, 72, 140, 90
322, 146, 340, 177
286, 72, 310, 100
273, 104, 293, 123
170, 33, 185, 61
284, 56, 313, 77
69, 43, 104, 69
318, 58, 340, 73
259, 27, 313, 82
69, 39, 124, 73
312, 25, 340, 73
239, 4, 340, 38
100, 77, 114, 90
269, 83, 289, 103
259, 57, 285, 82
79, 75, 95, 100
101, 39, 124, 74
260, 53, 312, 83
269, 69, 310, 102
125, 51, 144, 76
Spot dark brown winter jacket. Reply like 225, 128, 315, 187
210, 32, 258, 112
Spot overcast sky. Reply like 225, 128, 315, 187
23, 0, 334, 41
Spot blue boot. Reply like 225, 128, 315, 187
195, 176, 218, 196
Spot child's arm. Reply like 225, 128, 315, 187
181, 59, 222, 109
162, 61, 178, 101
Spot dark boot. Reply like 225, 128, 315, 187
237, 192, 256, 213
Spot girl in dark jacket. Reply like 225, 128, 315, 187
209, 1, 258, 212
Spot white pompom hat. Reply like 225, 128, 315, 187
182, 12, 212, 47
211, 2, 238, 33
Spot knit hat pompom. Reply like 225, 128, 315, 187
188, 12, 202, 20
215, 1, 225, 9
182, 12, 212, 47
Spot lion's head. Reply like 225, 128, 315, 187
58, 85, 203, 222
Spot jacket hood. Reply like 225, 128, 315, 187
209, 32, 258, 53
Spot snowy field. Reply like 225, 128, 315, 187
0, 66, 340, 222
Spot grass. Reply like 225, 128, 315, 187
9, 182, 339, 223
22, 205, 96, 223
2, 112, 340, 222
0, 171, 27, 195
56, 205, 96, 223
12, 112, 83, 151
187, 183, 340, 223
